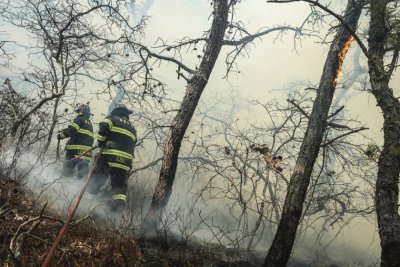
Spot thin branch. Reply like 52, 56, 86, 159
321, 126, 368, 147
287, 99, 352, 130
268, 0, 369, 58
387, 47, 400, 78
222, 26, 300, 46
140, 46, 195, 74
9, 67, 70, 135
328, 105, 345, 119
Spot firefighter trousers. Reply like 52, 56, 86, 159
63, 150, 89, 179
87, 154, 128, 196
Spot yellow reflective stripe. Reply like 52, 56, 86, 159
78, 128, 93, 137
80, 155, 92, 161
102, 119, 113, 129
97, 135, 106, 141
112, 194, 127, 201
102, 149, 133, 160
111, 127, 136, 141
108, 162, 130, 171
70, 122, 80, 131
66, 145, 92, 150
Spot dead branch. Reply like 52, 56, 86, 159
268, 0, 369, 57
8, 203, 48, 264
321, 126, 369, 147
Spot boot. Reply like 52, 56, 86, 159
109, 194, 127, 213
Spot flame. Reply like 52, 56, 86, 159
333, 35, 354, 86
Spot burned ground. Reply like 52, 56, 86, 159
0, 178, 263, 267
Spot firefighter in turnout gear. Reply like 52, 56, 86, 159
57, 104, 94, 179
87, 104, 137, 213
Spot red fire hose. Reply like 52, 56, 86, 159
41, 150, 102, 267
67, 146, 97, 162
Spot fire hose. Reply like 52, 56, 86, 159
67, 146, 98, 162
56, 139, 61, 162
41, 149, 103, 267
56, 145, 97, 164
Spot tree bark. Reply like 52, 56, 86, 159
264, 1, 362, 266
368, 1, 400, 266
147, 0, 228, 216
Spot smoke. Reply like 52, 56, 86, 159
106, 0, 157, 114
144, 169, 379, 266
131, 0, 155, 25
1, 147, 111, 220
1, 141, 379, 266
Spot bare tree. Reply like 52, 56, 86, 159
263, 0, 364, 265
170, 87, 372, 257
144, 0, 229, 219
279, 1, 400, 265
367, 1, 400, 266
0, 0, 144, 146
138, 0, 308, 220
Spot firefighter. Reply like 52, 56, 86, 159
87, 104, 137, 213
57, 104, 94, 179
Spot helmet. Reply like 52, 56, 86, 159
113, 103, 133, 115
75, 104, 91, 115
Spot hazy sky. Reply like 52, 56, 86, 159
1, 0, 389, 141
137, 0, 390, 146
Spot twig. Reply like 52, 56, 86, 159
268, 0, 369, 57
321, 127, 368, 147
9, 203, 48, 264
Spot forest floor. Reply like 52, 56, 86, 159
0, 177, 367, 267
0, 177, 265, 267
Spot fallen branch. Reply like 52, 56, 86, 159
8, 203, 48, 264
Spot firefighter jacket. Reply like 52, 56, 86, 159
97, 114, 137, 171
58, 114, 94, 160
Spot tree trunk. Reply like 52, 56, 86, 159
371, 83, 400, 267
147, 0, 228, 217
264, 1, 362, 265
368, 1, 400, 266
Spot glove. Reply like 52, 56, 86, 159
57, 133, 63, 140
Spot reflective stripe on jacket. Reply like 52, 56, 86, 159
60, 114, 94, 159
97, 115, 137, 170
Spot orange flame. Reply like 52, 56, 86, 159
333, 35, 354, 86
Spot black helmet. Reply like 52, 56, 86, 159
75, 104, 91, 115
113, 103, 133, 115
